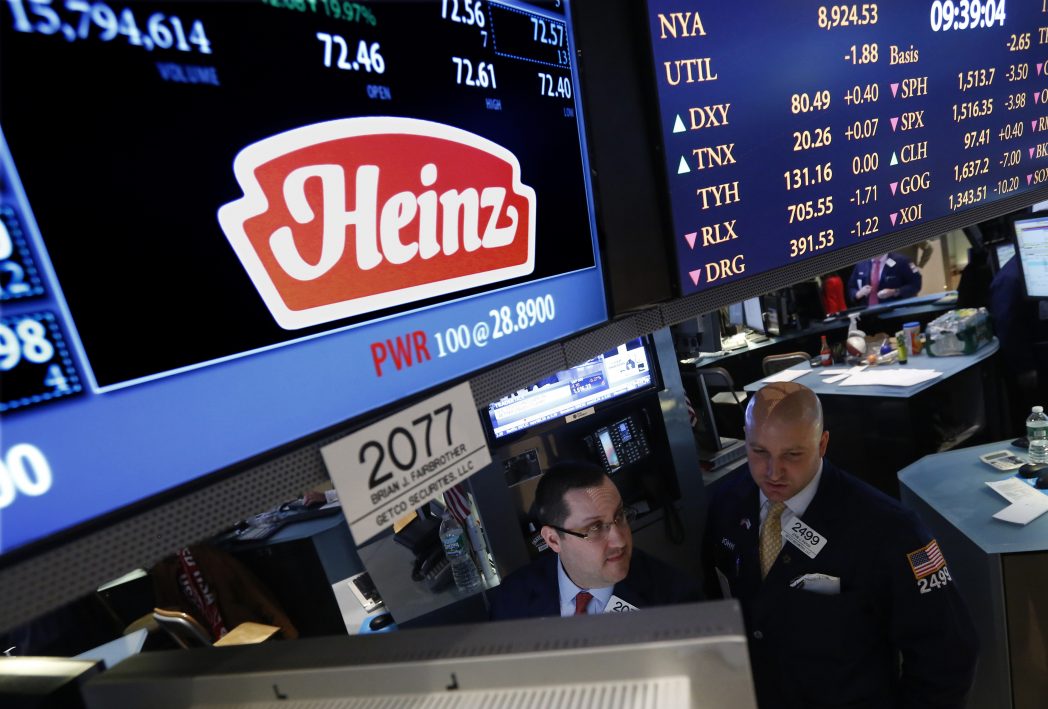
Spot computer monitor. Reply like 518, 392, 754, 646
743, 297, 765, 335
726, 302, 745, 332
680, 369, 724, 455
486, 338, 656, 440
698, 311, 722, 350
994, 242, 1016, 272
1013, 215, 1048, 297
82, 600, 758, 709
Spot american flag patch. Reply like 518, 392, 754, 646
907, 540, 946, 580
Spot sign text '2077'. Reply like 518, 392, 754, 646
360, 403, 454, 491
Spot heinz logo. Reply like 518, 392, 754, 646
218, 117, 536, 329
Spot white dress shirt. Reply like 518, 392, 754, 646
556, 557, 614, 616
759, 461, 824, 534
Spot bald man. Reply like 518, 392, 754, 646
703, 382, 977, 709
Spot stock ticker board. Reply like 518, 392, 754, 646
647, 0, 1048, 294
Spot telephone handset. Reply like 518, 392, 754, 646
586, 414, 651, 475
412, 546, 452, 591
393, 504, 453, 592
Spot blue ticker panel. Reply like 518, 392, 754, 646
646, 1, 1048, 294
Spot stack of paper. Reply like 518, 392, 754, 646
821, 365, 868, 384
986, 478, 1048, 525
837, 368, 942, 387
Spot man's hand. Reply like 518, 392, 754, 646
877, 288, 898, 300
302, 491, 328, 507
855, 285, 872, 299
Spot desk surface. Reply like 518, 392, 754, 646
857, 291, 957, 319
899, 440, 1048, 555
681, 319, 846, 368
680, 292, 957, 370
743, 338, 997, 398
216, 507, 346, 548
358, 533, 488, 625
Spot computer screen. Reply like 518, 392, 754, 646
0, 0, 607, 558
995, 242, 1016, 271
743, 297, 764, 335
1014, 216, 1048, 297
726, 302, 745, 330
678, 368, 722, 455
487, 338, 655, 439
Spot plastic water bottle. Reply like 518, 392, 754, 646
1027, 406, 1048, 464
439, 510, 482, 593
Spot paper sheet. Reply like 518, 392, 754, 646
986, 478, 1039, 504
836, 368, 942, 387
818, 365, 867, 377
993, 498, 1048, 525
761, 368, 811, 383
986, 479, 1048, 525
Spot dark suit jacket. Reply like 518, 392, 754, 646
703, 461, 977, 709
487, 548, 700, 621
847, 253, 922, 303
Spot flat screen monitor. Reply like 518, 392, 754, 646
83, 600, 757, 709
726, 302, 745, 330
698, 310, 722, 349
1014, 215, 1048, 297
644, 2, 1048, 297
743, 297, 764, 334
0, 0, 607, 559
995, 242, 1016, 271
689, 371, 725, 454
487, 337, 655, 439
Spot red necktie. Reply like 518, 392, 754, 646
574, 591, 593, 615
868, 259, 882, 305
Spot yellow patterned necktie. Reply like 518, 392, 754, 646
760, 501, 787, 579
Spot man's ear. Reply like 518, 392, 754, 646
818, 429, 830, 458
540, 525, 562, 554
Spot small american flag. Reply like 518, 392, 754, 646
907, 539, 946, 579
443, 483, 473, 524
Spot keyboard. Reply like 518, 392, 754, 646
236, 522, 285, 541
234, 505, 341, 542
721, 334, 748, 350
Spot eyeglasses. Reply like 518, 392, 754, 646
547, 507, 637, 542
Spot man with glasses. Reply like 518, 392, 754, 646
704, 381, 977, 708
488, 461, 700, 620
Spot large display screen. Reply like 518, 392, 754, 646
0, 0, 606, 556
646, 0, 1048, 295
487, 338, 654, 439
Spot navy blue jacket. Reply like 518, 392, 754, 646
847, 253, 922, 303
488, 548, 701, 621
703, 461, 977, 709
